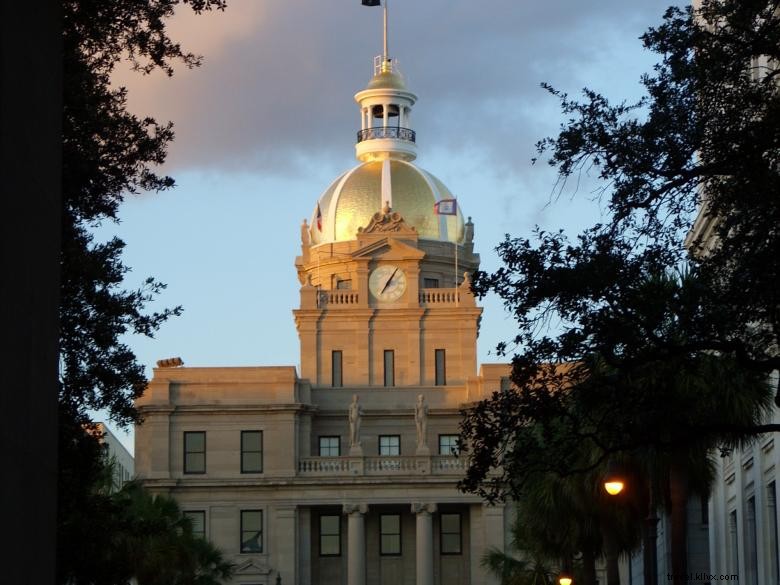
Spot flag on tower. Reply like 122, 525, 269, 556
361, 0, 381, 6
316, 203, 323, 231
433, 199, 457, 215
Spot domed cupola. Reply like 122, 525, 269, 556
354, 57, 418, 162
307, 2, 468, 248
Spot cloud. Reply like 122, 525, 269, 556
113, 0, 681, 177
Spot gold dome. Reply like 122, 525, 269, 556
310, 160, 465, 245
365, 69, 407, 91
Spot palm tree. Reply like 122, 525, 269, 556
116, 481, 235, 585
483, 441, 642, 585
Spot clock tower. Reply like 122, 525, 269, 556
293, 56, 481, 389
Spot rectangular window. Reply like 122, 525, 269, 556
240, 510, 263, 553
319, 436, 340, 457
379, 435, 400, 456
380, 514, 401, 555
440, 513, 462, 554
439, 435, 459, 456
435, 349, 446, 386
423, 277, 439, 288
184, 431, 206, 474
241, 431, 263, 473
319, 515, 341, 556
332, 350, 343, 387
336, 279, 352, 290
184, 510, 206, 539
728, 509, 739, 574
769, 482, 780, 585
746, 496, 758, 585
384, 350, 394, 387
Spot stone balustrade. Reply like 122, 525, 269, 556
418, 288, 460, 306
318, 290, 360, 307
297, 455, 466, 477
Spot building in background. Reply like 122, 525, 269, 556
96, 422, 135, 492
134, 23, 515, 585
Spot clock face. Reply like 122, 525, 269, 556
369, 265, 407, 302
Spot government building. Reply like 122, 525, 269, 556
134, 31, 513, 585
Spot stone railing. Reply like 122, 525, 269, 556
318, 290, 360, 308
297, 455, 466, 477
419, 288, 460, 306
298, 457, 353, 475
431, 455, 467, 472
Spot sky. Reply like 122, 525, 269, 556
100, 0, 684, 453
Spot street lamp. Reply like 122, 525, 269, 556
603, 459, 625, 495
603, 461, 658, 585
558, 575, 573, 585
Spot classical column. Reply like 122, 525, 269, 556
412, 503, 437, 585
481, 503, 506, 585
275, 506, 298, 585
343, 503, 368, 585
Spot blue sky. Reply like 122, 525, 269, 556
100, 0, 684, 453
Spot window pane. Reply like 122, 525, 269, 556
435, 349, 446, 386
241, 431, 262, 473
379, 436, 400, 456
320, 515, 341, 556
423, 278, 439, 288
332, 351, 343, 387
241, 510, 263, 553
243, 510, 262, 530
321, 515, 340, 534
186, 453, 205, 473
439, 435, 458, 455
319, 437, 340, 456
380, 514, 401, 555
321, 534, 340, 555
381, 514, 400, 533
441, 513, 461, 554
441, 513, 460, 533
186, 432, 204, 451
242, 431, 261, 451
381, 534, 401, 555
384, 350, 394, 386
243, 452, 262, 472
185, 511, 205, 539
442, 533, 461, 554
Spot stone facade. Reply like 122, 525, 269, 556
134, 256, 513, 585
134, 33, 517, 584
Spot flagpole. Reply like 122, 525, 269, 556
383, 0, 389, 61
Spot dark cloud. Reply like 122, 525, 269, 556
116, 0, 682, 176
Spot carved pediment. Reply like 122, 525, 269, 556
358, 207, 417, 237
234, 559, 272, 575
352, 236, 425, 261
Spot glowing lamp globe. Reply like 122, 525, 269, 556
604, 480, 625, 496
559, 577, 573, 585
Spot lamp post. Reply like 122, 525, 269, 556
603, 463, 658, 585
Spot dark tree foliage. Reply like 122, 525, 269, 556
460, 0, 779, 501
58, 417, 233, 584
61, 0, 226, 428
60, 2, 225, 582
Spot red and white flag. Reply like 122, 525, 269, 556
316, 203, 323, 231
433, 199, 457, 215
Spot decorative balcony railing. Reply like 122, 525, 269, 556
297, 455, 466, 477
419, 288, 460, 306
318, 290, 360, 307
357, 126, 416, 144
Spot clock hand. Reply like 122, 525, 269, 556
381, 268, 398, 294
